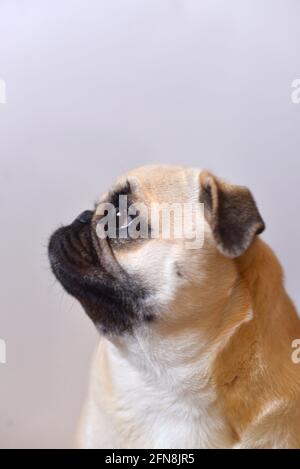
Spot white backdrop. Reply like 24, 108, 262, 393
0, 0, 299, 448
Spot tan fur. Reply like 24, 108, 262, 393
213, 239, 300, 447
77, 165, 300, 449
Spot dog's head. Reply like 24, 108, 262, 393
48, 165, 265, 336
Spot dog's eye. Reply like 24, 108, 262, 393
116, 210, 135, 230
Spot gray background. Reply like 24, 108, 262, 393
0, 0, 299, 448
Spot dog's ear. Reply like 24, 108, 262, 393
199, 171, 265, 258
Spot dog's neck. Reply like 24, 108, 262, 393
102, 274, 252, 448
213, 239, 300, 435
109, 256, 253, 398
107, 238, 299, 412
96, 239, 300, 447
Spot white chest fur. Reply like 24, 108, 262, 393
79, 338, 235, 449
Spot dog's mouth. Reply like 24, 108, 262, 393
48, 210, 153, 335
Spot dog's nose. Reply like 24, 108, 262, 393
74, 210, 94, 225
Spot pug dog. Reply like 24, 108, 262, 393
48, 165, 300, 449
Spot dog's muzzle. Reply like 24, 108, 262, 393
49, 210, 98, 276
48, 210, 153, 334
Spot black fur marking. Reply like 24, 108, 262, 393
108, 180, 132, 209
200, 182, 213, 213
105, 180, 150, 248
175, 262, 183, 278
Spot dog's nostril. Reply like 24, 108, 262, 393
74, 210, 94, 224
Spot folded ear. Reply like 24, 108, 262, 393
199, 171, 265, 258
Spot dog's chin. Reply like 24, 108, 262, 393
48, 213, 154, 335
